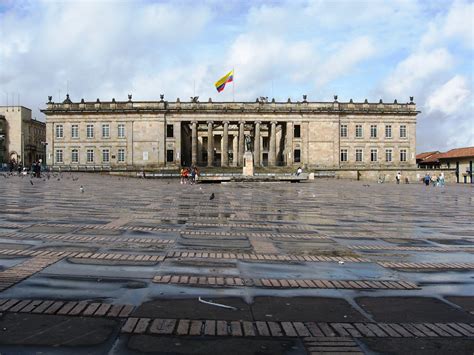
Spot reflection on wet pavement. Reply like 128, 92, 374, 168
0, 173, 473, 353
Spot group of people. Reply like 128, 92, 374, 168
8, 158, 42, 177
395, 171, 410, 184
180, 166, 199, 184
31, 160, 42, 178
423, 172, 445, 187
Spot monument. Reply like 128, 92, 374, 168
242, 134, 254, 176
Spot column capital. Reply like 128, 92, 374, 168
254, 120, 262, 125
222, 120, 230, 125
207, 120, 214, 125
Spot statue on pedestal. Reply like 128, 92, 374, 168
244, 134, 252, 152
243, 135, 254, 176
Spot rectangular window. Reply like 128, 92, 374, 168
71, 124, 79, 139
118, 148, 125, 162
356, 149, 363, 162
355, 124, 363, 138
340, 124, 348, 138
400, 125, 407, 138
370, 125, 377, 138
55, 149, 63, 163
102, 149, 110, 163
55, 125, 63, 138
102, 124, 110, 138
71, 149, 79, 163
294, 149, 301, 163
371, 149, 377, 162
87, 149, 94, 163
294, 125, 301, 138
118, 124, 125, 138
87, 124, 94, 138
167, 124, 174, 138
385, 125, 392, 138
400, 149, 407, 162
340, 149, 348, 162
166, 149, 174, 162
385, 149, 392, 162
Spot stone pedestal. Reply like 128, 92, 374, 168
243, 151, 254, 176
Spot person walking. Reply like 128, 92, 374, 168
396, 172, 401, 184
424, 173, 430, 186
439, 172, 445, 187
180, 168, 185, 184
190, 166, 196, 184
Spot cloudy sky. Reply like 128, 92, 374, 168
1, 0, 472, 152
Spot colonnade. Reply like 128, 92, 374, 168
188, 120, 297, 167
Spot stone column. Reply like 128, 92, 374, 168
238, 121, 245, 166
286, 121, 293, 166
232, 135, 238, 166
191, 121, 197, 165
175, 121, 182, 165
269, 121, 276, 166
254, 121, 261, 166
222, 121, 229, 167
207, 121, 214, 167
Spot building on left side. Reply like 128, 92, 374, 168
0, 106, 46, 168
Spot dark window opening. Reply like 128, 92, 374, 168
294, 125, 301, 138
167, 124, 174, 138
294, 149, 301, 163
166, 149, 174, 162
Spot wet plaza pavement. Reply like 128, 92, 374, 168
0, 172, 473, 354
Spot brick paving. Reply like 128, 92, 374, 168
378, 262, 474, 270
0, 298, 134, 317
120, 316, 474, 338
152, 274, 418, 290
0, 174, 473, 353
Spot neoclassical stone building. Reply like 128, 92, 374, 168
0, 106, 46, 167
42, 95, 418, 170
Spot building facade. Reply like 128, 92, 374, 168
0, 106, 46, 167
42, 95, 418, 170
417, 147, 473, 183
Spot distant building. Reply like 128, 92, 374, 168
41, 95, 418, 171
416, 151, 441, 169
0, 106, 46, 167
417, 147, 473, 183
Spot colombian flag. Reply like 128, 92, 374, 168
214, 70, 234, 93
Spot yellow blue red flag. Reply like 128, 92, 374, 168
214, 70, 234, 93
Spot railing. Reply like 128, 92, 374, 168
44, 100, 418, 114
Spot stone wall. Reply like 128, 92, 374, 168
334, 168, 457, 183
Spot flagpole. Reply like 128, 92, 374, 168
232, 67, 235, 102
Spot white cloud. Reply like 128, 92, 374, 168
421, 0, 474, 49
315, 36, 376, 87
444, 0, 474, 47
224, 33, 317, 100
383, 48, 454, 97
426, 75, 471, 115
0, 0, 472, 152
